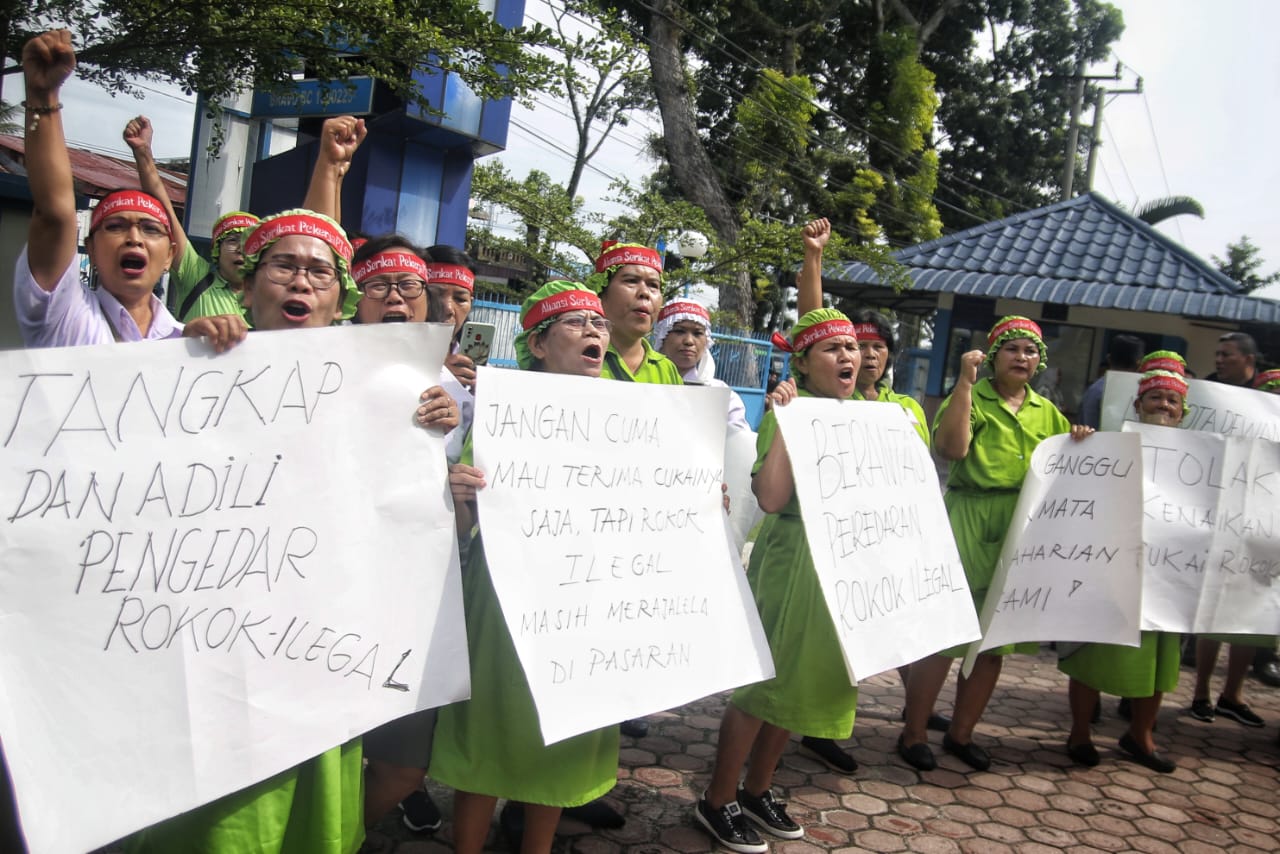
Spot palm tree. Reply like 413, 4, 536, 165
1132, 195, 1205, 226
0, 100, 21, 135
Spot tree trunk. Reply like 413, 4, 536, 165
646, 0, 753, 328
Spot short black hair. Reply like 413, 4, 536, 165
352, 234, 420, 265
1218, 331, 1258, 358
1108, 334, 1144, 371
424, 244, 477, 273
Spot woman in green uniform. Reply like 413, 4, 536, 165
897, 317, 1091, 773
795, 307, 946, 773
695, 309, 861, 854
587, 241, 683, 384
430, 281, 620, 854
125, 210, 459, 854
1057, 352, 1189, 773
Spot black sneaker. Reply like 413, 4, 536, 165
694, 798, 768, 853
400, 789, 442, 832
737, 787, 803, 840
799, 736, 857, 773
1216, 697, 1265, 728
1189, 699, 1215, 722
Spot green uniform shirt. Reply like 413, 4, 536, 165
934, 376, 1069, 491
600, 338, 684, 384
170, 242, 248, 322
854, 381, 929, 447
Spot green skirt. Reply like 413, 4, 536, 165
941, 490, 1037, 658
731, 513, 858, 738
429, 536, 619, 807
1058, 631, 1180, 697
125, 741, 364, 854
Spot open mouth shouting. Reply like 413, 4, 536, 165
582, 342, 604, 366
281, 299, 313, 323
119, 251, 149, 279
380, 309, 410, 323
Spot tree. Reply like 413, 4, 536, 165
6, 1, 556, 114
1132, 195, 1204, 226
553, 3, 651, 201
1213, 236, 1280, 294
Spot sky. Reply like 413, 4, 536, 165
38, 0, 1280, 297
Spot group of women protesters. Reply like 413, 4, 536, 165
7, 26, 1277, 854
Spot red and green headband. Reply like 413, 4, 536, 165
594, 242, 663, 273
771, 318, 858, 353
1138, 372, 1189, 399
90, 190, 171, 234
244, 213, 353, 263
852, 322, 884, 343
352, 251, 429, 284
1253, 368, 1280, 392
521, 288, 604, 330
212, 212, 259, 245
424, 263, 476, 292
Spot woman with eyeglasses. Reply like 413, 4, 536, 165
429, 281, 619, 854
348, 235, 460, 835
15, 30, 244, 351
125, 210, 458, 854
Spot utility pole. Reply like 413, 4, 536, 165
1084, 75, 1143, 192
1061, 61, 1123, 201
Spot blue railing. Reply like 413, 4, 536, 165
468, 295, 776, 428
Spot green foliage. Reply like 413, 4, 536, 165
11, 1, 557, 114
1212, 236, 1280, 295
1133, 195, 1205, 225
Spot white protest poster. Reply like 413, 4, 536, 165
0, 324, 468, 854
723, 426, 764, 554
1190, 436, 1280, 634
1128, 422, 1225, 631
964, 433, 1144, 673
773, 398, 979, 681
1128, 423, 1280, 634
1102, 371, 1280, 437
472, 367, 773, 745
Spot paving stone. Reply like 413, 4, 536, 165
362, 650, 1280, 854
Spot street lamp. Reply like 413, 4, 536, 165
672, 231, 709, 298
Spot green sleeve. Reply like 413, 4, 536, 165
168, 242, 213, 313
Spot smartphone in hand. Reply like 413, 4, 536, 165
459, 321, 495, 366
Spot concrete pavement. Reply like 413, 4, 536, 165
364, 648, 1280, 854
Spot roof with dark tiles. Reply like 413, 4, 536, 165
827, 192, 1280, 323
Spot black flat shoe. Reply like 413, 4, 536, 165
620, 718, 649, 738
899, 708, 952, 733
1066, 740, 1100, 767
1118, 733, 1175, 773
896, 735, 937, 771
800, 736, 858, 773
563, 799, 626, 829
942, 733, 991, 771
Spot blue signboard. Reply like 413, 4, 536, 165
251, 77, 376, 118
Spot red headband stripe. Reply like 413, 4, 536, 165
521, 290, 604, 330
987, 317, 1042, 347
423, 263, 476, 292
90, 191, 171, 234
1254, 369, 1280, 388
852, 322, 884, 343
1139, 374, 1188, 398
352, 251, 430, 283
659, 301, 711, 323
1140, 356, 1185, 375
594, 245, 663, 273
244, 214, 353, 263
772, 319, 857, 353
212, 215, 260, 244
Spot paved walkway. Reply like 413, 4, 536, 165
364, 649, 1280, 854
